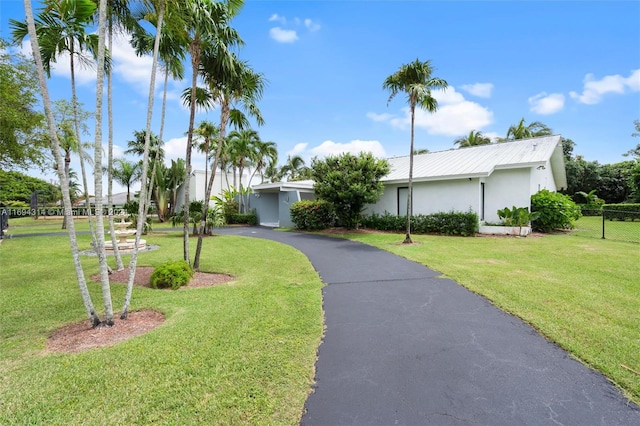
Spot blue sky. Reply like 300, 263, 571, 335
1, 0, 639, 193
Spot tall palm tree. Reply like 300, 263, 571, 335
383, 58, 448, 244
454, 130, 492, 148
505, 118, 552, 140
252, 139, 278, 184
20, 0, 101, 326
179, 0, 244, 264
112, 158, 141, 202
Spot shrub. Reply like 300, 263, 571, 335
149, 260, 194, 290
530, 189, 581, 232
361, 210, 478, 236
226, 212, 258, 226
290, 200, 336, 230
497, 206, 540, 226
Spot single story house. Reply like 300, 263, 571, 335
249, 180, 315, 227
365, 135, 567, 223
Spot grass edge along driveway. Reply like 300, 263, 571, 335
0, 232, 323, 425
342, 231, 640, 405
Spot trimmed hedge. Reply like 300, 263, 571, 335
290, 200, 336, 230
150, 260, 194, 290
361, 211, 479, 236
603, 203, 640, 221
226, 212, 258, 226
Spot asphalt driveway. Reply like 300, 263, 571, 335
216, 227, 640, 425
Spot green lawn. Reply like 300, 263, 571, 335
573, 215, 640, 243
339, 230, 640, 403
0, 230, 323, 425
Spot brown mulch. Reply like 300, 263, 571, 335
47, 267, 234, 354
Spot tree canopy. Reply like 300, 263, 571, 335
311, 152, 390, 229
0, 38, 48, 171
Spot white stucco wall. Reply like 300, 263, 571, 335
529, 160, 557, 195
366, 179, 479, 216
175, 170, 249, 209
483, 168, 531, 223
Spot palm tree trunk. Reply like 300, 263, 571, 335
69, 39, 98, 255
93, 0, 114, 326
183, 40, 201, 265
404, 103, 415, 244
23, 0, 100, 327
107, 24, 124, 271
193, 100, 229, 270
121, 0, 165, 319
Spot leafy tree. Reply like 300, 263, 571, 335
561, 137, 575, 161
0, 38, 48, 170
383, 58, 448, 243
311, 152, 390, 229
504, 118, 552, 140
454, 130, 491, 148
0, 170, 59, 204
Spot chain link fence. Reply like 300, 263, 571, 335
572, 209, 640, 243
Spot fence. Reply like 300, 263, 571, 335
571, 209, 640, 244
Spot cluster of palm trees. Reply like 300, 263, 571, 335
11, 0, 265, 326
453, 119, 553, 148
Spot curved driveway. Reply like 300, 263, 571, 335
225, 228, 640, 424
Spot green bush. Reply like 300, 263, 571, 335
149, 260, 194, 290
361, 210, 479, 236
603, 203, 640, 221
226, 212, 258, 226
531, 189, 582, 232
290, 200, 336, 230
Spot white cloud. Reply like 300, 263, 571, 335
163, 136, 206, 170
460, 83, 494, 98
569, 69, 640, 105
269, 27, 299, 43
287, 143, 308, 156
268, 13, 286, 24
380, 87, 493, 136
304, 18, 321, 32
18, 39, 97, 86
528, 92, 565, 115
309, 140, 386, 159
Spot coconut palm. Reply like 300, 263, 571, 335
252, 139, 278, 184
383, 58, 448, 244
20, 0, 101, 326
505, 118, 553, 140
112, 158, 142, 202
454, 130, 492, 148
194, 120, 219, 186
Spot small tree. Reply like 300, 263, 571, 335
311, 152, 390, 229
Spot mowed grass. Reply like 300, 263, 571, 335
340, 231, 640, 403
572, 215, 640, 243
0, 230, 323, 425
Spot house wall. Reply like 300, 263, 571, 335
175, 170, 247, 210
366, 179, 479, 217
484, 168, 531, 222
529, 160, 557, 194
278, 190, 300, 228
250, 193, 279, 226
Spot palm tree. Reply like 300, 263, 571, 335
20, 0, 101, 326
454, 130, 492, 148
282, 155, 307, 181
194, 120, 219, 186
112, 158, 141, 202
179, 0, 244, 264
252, 139, 278, 184
126, 129, 164, 163
383, 58, 448, 244
505, 118, 553, 140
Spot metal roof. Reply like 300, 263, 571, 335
383, 135, 565, 183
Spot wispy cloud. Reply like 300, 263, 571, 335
268, 14, 320, 43
529, 92, 565, 115
570, 69, 640, 105
460, 83, 494, 98
370, 87, 493, 136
